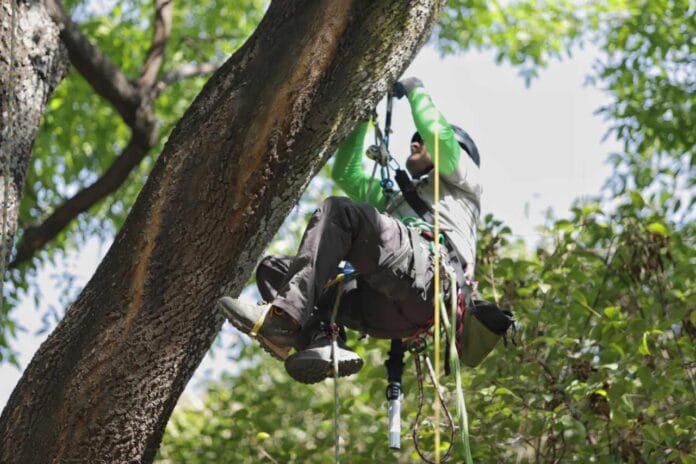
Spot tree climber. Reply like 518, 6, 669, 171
219, 77, 483, 384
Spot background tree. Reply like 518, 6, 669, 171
0, 0, 444, 462
1, 0, 68, 353
2, 0, 266, 361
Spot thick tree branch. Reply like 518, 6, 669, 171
46, 0, 140, 126
1, 1, 442, 461
138, 0, 173, 87
10, 121, 157, 268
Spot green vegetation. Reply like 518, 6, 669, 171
158, 1, 695, 462
4, 0, 694, 461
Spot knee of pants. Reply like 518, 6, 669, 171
316, 196, 355, 222
320, 196, 352, 212
256, 256, 275, 279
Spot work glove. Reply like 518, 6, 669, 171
392, 77, 423, 99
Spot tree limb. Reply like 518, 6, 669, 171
10, 121, 157, 268
46, 0, 141, 126
138, 0, 174, 88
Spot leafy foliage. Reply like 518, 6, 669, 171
5, 0, 695, 461
156, 202, 694, 462
438, 0, 588, 83
155, 1, 695, 462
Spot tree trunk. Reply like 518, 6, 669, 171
0, 0, 441, 462
0, 0, 67, 278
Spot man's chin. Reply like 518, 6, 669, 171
405, 155, 429, 174
407, 165, 433, 179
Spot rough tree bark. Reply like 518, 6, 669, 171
0, 0, 68, 279
10, 0, 170, 267
0, 0, 442, 462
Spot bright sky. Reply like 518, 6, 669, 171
0, 44, 618, 407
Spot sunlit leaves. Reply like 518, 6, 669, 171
439, 0, 589, 84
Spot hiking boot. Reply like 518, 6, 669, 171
217, 297, 298, 361
284, 324, 363, 384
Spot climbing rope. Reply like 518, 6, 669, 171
411, 345, 455, 463
324, 265, 357, 464
427, 125, 473, 464
432, 126, 442, 463
360, 97, 475, 463
1, 0, 18, 310
329, 281, 345, 464
444, 269, 474, 464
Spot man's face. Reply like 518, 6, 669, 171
406, 139, 433, 177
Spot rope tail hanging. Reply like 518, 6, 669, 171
432, 124, 442, 464
445, 270, 474, 463
325, 272, 354, 464
433, 124, 474, 464
412, 348, 455, 464
330, 279, 346, 464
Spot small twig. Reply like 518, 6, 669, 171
258, 446, 279, 464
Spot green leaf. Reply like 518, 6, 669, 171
646, 222, 669, 236
638, 332, 651, 355
603, 306, 621, 319
629, 191, 645, 209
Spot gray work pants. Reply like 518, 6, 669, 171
257, 196, 453, 343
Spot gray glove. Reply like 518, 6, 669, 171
392, 77, 423, 99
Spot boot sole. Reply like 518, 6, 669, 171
285, 350, 363, 384
217, 300, 291, 361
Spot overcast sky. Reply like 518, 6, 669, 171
0, 44, 618, 407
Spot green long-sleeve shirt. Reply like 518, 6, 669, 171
331, 87, 462, 212
330, 86, 483, 276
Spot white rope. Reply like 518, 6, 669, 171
330, 282, 345, 463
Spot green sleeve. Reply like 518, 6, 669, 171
407, 87, 461, 176
331, 122, 387, 211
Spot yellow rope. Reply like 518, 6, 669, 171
433, 125, 441, 463
250, 304, 272, 337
